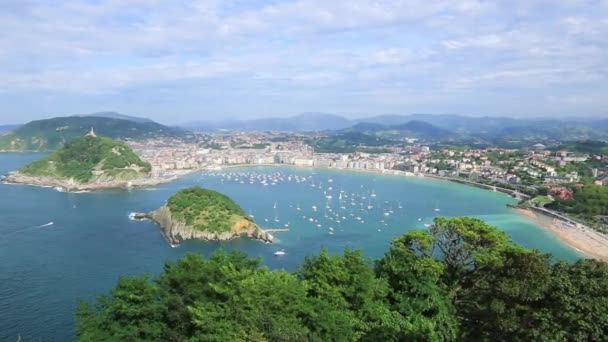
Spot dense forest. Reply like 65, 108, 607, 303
76, 217, 608, 341
20, 135, 151, 183
166, 187, 250, 233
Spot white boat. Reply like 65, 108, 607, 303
274, 250, 286, 256
370, 191, 377, 198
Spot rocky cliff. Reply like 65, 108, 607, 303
145, 206, 274, 244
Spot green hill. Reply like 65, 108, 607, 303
0, 115, 187, 151
166, 187, 251, 233
19, 135, 151, 183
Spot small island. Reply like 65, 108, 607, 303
138, 187, 274, 244
3, 129, 160, 191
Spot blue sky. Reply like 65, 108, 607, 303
0, 0, 607, 124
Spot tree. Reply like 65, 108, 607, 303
76, 217, 608, 342
76, 276, 165, 341
375, 231, 458, 341
533, 259, 608, 341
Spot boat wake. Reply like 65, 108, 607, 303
4, 222, 55, 237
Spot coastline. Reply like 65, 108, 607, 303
1, 170, 194, 192
511, 206, 608, 261
211, 164, 607, 260
4, 159, 602, 259
134, 206, 274, 245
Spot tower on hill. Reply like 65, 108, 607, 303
86, 127, 97, 138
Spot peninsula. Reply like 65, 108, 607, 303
138, 187, 274, 244
3, 130, 159, 191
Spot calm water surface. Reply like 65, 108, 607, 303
0, 153, 580, 341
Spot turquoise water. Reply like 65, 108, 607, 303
0, 153, 580, 341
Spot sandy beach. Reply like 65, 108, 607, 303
513, 207, 608, 261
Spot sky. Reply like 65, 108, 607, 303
0, 0, 607, 124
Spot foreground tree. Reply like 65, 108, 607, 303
76, 217, 608, 341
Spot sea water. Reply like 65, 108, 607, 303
0, 153, 580, 341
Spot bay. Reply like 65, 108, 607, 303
0, 153, 580, 341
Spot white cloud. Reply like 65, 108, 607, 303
0, 0, 607, 120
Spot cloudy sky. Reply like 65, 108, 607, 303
1, 0, 607, 124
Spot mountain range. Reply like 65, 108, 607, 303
0, 125, 20, 134
185, 113, 608, 146
184, 112, 607, 134
185, 112, 352, 132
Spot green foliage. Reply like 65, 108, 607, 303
548, 184, 608, 216
166, 187, 249, 233
19, 136, 151, 183
76, 217, 608, 342
0, 116, 186, 151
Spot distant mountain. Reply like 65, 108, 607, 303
184, 112, 608, 143
353, 114, 521, 135
345, 122, 386, 132
0, 116, 188, 151
390, 120, 453, 139
185, 113, 352, 132
0, 124, 20, 134
344, 120, 454, 140
78, 111, 155, 124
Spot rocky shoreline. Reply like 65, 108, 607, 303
135, 206, 274, 245
2, 171, 179, 192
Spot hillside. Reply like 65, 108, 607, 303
144, 187, 272, 243
0, 115, 187, 151
309, 131, 398, 153
17, 135, 151, 184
